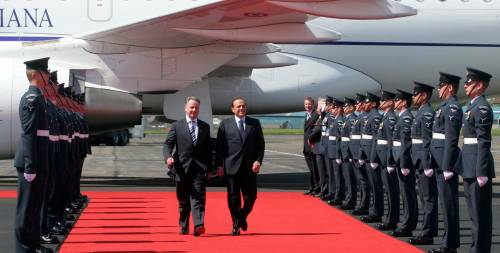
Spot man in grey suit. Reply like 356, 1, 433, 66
216, 97, 265, 236
164, 96, 213, 236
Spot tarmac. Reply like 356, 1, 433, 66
1, 134, 499, 253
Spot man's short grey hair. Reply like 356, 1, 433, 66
185, 96, 200, 104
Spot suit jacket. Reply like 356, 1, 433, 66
341, 113, 357, 160
327, 115, 343, 159
303, 110, 319, 155
371, 109, 397, 167
361, 109, 381, 161
216, 116, 265, 176
163, 118, 212, 180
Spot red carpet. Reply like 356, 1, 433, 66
54, 191, 423, 253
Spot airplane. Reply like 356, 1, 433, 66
0, 0, 498, 159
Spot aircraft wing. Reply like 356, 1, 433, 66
77, 0, 417, 48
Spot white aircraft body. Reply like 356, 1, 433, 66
0, 0, 498, 159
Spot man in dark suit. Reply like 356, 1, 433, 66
216, 97, 265, 236
461, 67, 495, 253
14, 58, 52, 253
303, 97, 320, 195
163, 96, 213, 237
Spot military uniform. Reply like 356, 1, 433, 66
340, 97, 358, 209
392, 89, 418, 236
430, 73, 463, 251
326, 100, 344, 204
410, 83, 438, 244
14, 85, 50, 252
461, 68, 495, 253
351, 94, 370, 214
360, 93, 383, 221
371, 91, 399, 228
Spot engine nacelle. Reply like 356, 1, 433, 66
85, 85, 142, 134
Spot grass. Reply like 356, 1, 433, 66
145, 128, 304, 135
493, 128, 500, 136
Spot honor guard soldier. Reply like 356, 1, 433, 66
14, 58, 52, 253
371, 91, 400, 231
429, 72, 463, 253
39, 72, 61, 245
351, 94, 370, 216
461, 67, 494, 253
360, 92, 383, 223
326, 98, 345, 206
339, 97, 357, 210
409, 82, 438, 246
309, 96, 334, 200
391, 89, 418, 238
303, 97, 320, 195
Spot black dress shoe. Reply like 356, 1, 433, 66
49, 226, 67, 235
36, 246, 54, 253
40, 234, 59, 244
376, 223, 398, 231
240, 219, 248, 231
340, 205, 355, 210
180, 227, 189, 235
232, 225, 240, 236
427, 247, 457, 253
360, 215, 382, 223
351, 208, 369, 216
390, 229, 413, 237
408, 236, 434, 245
193, 225, 205, 236
327, 199, 343, 206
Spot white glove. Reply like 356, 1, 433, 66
387, 166, 395, 173
424, 169, 434, 177
401, 168, 410, 176
349, 159, 353, 162
321, 104, 326, 112
358, 160, 365, 166
443, 171, 454, 181
336, 158, 342, 165
24, 173, 36, 183
477, 176, 489, 187
370, 163, 379, 169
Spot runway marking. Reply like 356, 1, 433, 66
265, 149, 304, 158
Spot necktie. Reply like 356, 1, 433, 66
190, 121, 197, 144
238, 119, 245, 140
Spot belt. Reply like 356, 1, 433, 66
342, 137, 350, 142
393, 141, 401, 146
463, 138, 478, 144
362, 134, 373, 140
377, 140, 388, 145
59, 135, 70, 141
329, 136, 337, 141
49, 135, 59, 141
322, 132, 328, 136
412, 139, 423, 144
74, 132, 81, 138
351, 135, 361, 140
432, 133, 445, 140
81, 134, 89, 138
36, 130, 49, 137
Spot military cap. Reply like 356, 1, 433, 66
344, 97, 356, 106
332, 98, 344, 107
439, 72, 461, 86
50, 71, 58, 84
380, 90, 396, 101
413, 81, 434, 95
355, 93, 366, 103
466, 67, 492, 83
365, 92, 380, 103
395, 89, 413, 101
325, 96, 334, 104
24, 57, 49, 72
